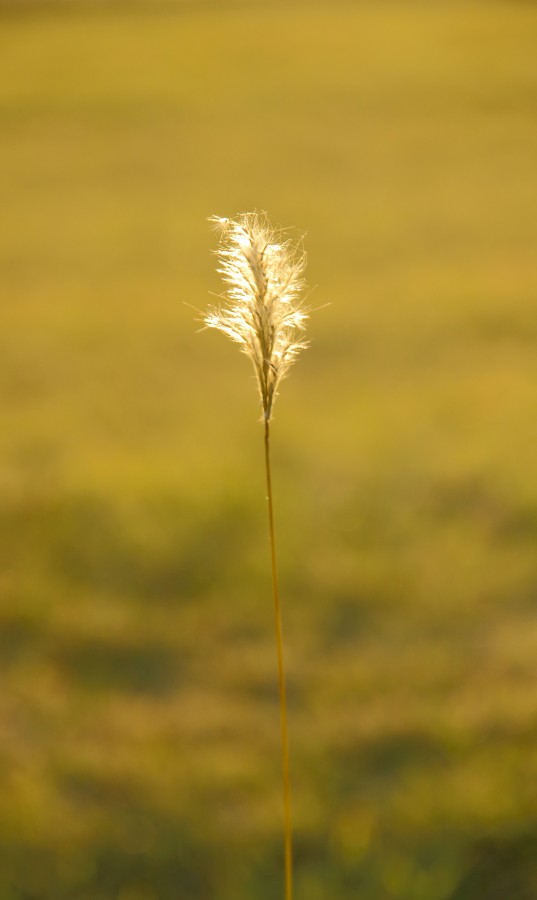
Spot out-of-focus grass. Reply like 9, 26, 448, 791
1, 1, 537, 898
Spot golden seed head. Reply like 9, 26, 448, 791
205, 211, 309, 421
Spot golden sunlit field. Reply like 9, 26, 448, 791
1, 1, 537, 897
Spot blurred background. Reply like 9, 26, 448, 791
1, 0, 537, 898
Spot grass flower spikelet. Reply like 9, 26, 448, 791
205, 212, 309, 421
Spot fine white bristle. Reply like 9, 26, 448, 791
205, 211, 309, 421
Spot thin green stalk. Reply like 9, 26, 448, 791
264, 417, 293, 900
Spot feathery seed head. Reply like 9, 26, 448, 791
205, 211, 309, 421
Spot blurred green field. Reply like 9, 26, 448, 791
1, 1, 537, 898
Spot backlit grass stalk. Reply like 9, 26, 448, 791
204, 212, 310, 900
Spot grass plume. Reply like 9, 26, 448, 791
205, 212, 310, 900
205, 211, 309, 422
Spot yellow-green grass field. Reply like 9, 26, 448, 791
1, 1, 537, 897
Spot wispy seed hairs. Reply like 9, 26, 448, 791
205, 211, 309, 421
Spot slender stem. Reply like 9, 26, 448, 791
264, 417, 293, 900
